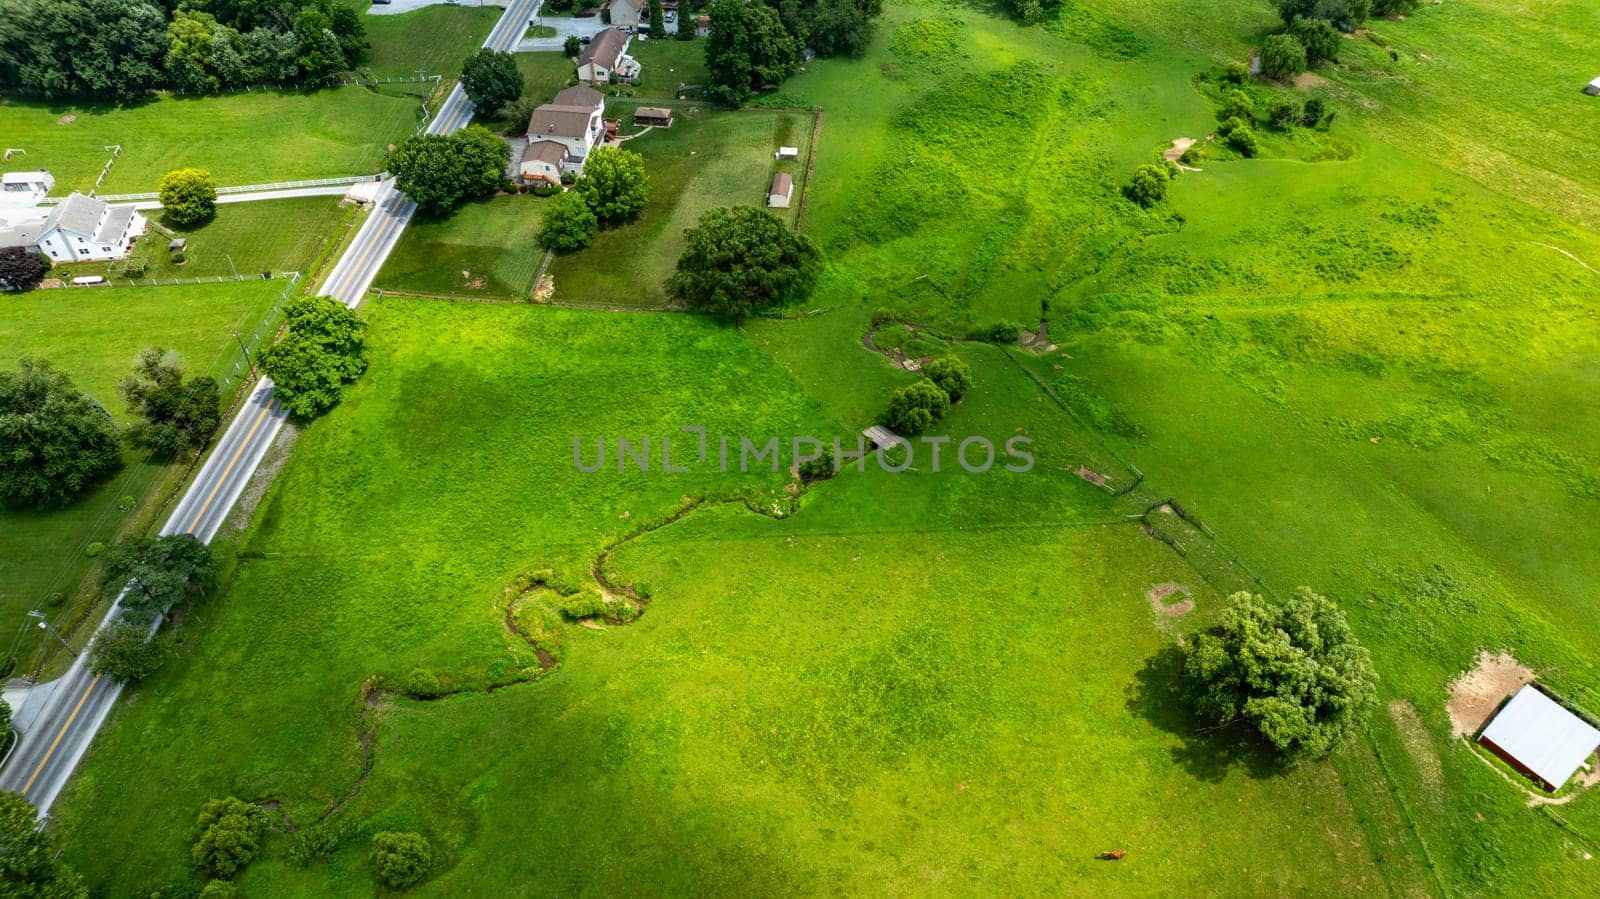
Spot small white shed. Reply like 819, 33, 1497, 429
767, 172, 793, 209
1479, 685, 1600, 791
1586, 76, 1600, 96
775, 146, 800, 161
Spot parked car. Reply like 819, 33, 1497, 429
580, 34, 593, 44
664, 11, 676, 22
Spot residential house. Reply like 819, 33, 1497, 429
767, 173, 793, 209
607, 0, 644, 25
519, 140, 568, 187
525, 85, 608, 176
576, 27, 641, 84
2, 192, 144, 262
633, 107, 673, 127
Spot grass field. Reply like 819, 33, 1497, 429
0, 279, 296, 667
546, 108, 815, 306
374, 195, 547, 298
362, 4, 504, 82
36, 0, 1600, 895
0, 88, 421, 195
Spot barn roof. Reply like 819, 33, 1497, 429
1479, 685, 1600, 789
770, 172, 793, 196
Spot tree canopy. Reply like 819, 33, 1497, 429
0, 247, 50, 291
258, 295, 367, 418
89, 621, 167, 682
386, 126, 510, 216
158, 168, 218, 225
539, 189, 599, 251
1184, 588, 1377, 756
666, 206, 821, 319
923, 355, 974, 402
705, 0, 800, 106
1260, 32, 1308, 80
119, 348, 221, 456
192, 797, 270, 880
100, 534, 216, 624
0, 0, 368, 99
575, 147, 649, 224
883, 378, 949, 435
371, 831, 432, 889
0, 792, 88, 897
460, 49, 521, 118
0, 359, 122, 509
1289, 15, 1340, 67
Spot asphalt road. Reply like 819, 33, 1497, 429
0, 0, 542, 816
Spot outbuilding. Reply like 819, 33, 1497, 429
1478, 684, 1600, 792
775, 146, 799, 161
634, 107, 673, 127
1586, 76, 1600, 96
767, 172, 793, 209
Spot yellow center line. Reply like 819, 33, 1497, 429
22, 674, 103, 794
185, 400, 274, 533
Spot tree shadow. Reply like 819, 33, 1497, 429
1127, 645, 1292, 783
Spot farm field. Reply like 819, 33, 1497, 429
0, 279, 295, 667
361, 4, 504, 82
29, 0, 1600, 895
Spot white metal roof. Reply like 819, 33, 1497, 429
1479, 685, 1600, 789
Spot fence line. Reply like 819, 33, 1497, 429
60, 175, 383, 205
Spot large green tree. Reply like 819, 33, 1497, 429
575, 147, 649, 224
460, 48, 521, 117
100, 534, 216, 624
259, 295, 367, 418
119, 348, 221, 456
0, 792, 88, 897
192, 798, 270, 880
387, 126, 509, 216
89, 621, 167, 682
1184, 588, 1377, 756
539, 189, 599, 251
883, 378, 948, 435
158, 168, 218, 225
666, 205, 821, 319
1259, 32, 1307, 80
0, 360, 122, 509
705, 0, 799, 106
164, 10, 246, 93
1289, 15, 1340, 67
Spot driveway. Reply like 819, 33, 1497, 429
368, 0, 503, 16
515, 13, 610, 51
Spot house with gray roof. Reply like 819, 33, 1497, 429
525, 85, 609, 175
30, 192, 145, 262
576, 28, 640, 85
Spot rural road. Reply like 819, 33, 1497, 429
0, 0, 543, 817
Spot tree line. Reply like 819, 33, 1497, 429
0, 0, 370, 102
705, 0, 882, 106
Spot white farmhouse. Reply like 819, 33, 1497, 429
525, 86, 608, 176
32, 192, 145, 262
576, 28, 641, 85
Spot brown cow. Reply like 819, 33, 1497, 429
1097, 850, 1127, 861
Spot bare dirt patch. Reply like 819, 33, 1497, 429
1076, 465, 1108, 487
1163, 138, 1201, 172
1446, 650, 1534, 738
1147, 582, 1194, 617
1388, 699, 1445, 802
1291, 72, 1329, 91
57, 114, 76, 125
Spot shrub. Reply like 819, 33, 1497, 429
556, 589, 608, 619
88, 621, 165, 682
288, 821, 353, 866
539, 189, 598, 251
1178, 146, 1204, 166
1184, 588, 1377, 756
969, 320, 1023, 344
0, 697, 11, 739
1289, 15, 1340, 66
563, 34, 581, 57
404, 667, 443, 698
158, 168, 217, 225
1222, 62, 1250, 84
884, 378, 950, 436
371, 831, 432, 889
1260, 33, 1307, 81
1125, 163, 1171, 208
84, 541, 105, 558
192, 798, 270, 879
122, 259, 147, 279
1227, 124, 1260, 157
1302, 97, 1328, 127
798, 445, 836, 483
1268, 96, 1304, 129
199, 881, 239, 898
0, 246, 50, 291
1217, 88, 1253, 122
923, 355, 974, 401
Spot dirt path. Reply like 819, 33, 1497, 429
1163, 138, 1201, 172
1446, 650, 1534, 738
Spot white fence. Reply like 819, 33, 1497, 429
52, 175, 385, 204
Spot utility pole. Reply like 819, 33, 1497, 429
234, 331, 254, 379
26, 612, 75, 657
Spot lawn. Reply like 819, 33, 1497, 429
362, 4, 504, 82
42, 197, 356, 285
546, 107, 815, 306
0, 279, 296, 670
0, 88, 422, 195
373, 195, 547, 298
50, 300, 1387, 895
